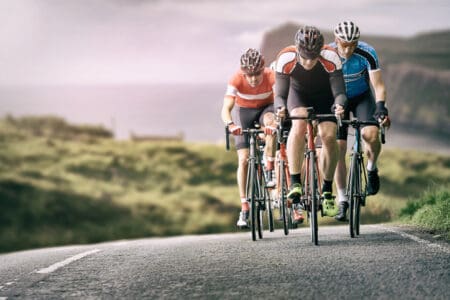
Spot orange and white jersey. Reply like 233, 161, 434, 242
225, 68, 275, 109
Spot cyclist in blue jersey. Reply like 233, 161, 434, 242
330, 21, 391, 221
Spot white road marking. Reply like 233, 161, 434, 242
36, 249, 101, 274
376, 225, 450, 254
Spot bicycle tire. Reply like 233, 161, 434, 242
266, 187, 274, 232
280, 160, 289, 235
262, 167, 274, 233
248, 161, 257, 241
257, 167, 264, 239
354, 157, 362, 236
309, 153, 319, 245
348, 154, 358, 238
257, 201, 263, 239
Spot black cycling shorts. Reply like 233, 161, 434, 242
287, 86, 336, 124
232, 104, 274, 150
337, 89, 378, 140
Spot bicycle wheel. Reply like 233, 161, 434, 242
309, 153, 319, 245
354, 157, 362, 236
257, 201, 264, 239
257, 168, 264, 239
266, 188, 274, 232
279, 160, 289, 235
348, 154, 358, 238
247, 161, 257, 241
262, 167, 274, 233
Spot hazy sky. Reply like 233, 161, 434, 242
1, 0, 449, 86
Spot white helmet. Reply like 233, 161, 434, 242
334, 21, 360, 43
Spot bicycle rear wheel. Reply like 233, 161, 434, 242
262, 169, 274, 233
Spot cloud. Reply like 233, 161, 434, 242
0, 0, 449, 85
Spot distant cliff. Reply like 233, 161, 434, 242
261, 23, 450, 136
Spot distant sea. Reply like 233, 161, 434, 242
0, 84, 226, 142
0, 84, 449, 155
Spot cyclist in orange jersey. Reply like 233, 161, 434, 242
274, 26, 347, 218
221, 48, 277, 228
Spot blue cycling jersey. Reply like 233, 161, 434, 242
329, 41, 380, 99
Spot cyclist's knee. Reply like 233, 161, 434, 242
290, 121, 306, 137
320, 131, 337, 146
263, 112, 275, 126
362, 126, 379, 144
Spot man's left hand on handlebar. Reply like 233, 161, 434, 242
374, 101, 391, 129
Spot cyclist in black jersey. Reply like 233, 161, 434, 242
274, 26, 347, 217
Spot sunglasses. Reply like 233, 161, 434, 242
338, 41, 358, 48
244, 70, 263, 77
297, 52, 319, 60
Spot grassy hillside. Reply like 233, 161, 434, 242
399, 185, 450, 239
261, 23, 450, 136
0, 116, 449, 253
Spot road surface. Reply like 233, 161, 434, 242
0, 225, 449, 299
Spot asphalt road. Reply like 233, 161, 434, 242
0, 225, 449, 299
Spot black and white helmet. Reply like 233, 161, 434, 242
295, 25, 324, 59
334, 21, 360, 43
240, 48, 265, 74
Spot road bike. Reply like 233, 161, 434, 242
341, 119, 385, 238
289, 107, 338, 245
226, 125, 274, 241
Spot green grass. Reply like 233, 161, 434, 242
398, 185, 450, 239
0, 116, 449, 252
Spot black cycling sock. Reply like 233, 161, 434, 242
322, 180, 332, 193
290, 173, 301, 185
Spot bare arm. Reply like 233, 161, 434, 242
370, 69, 390, 127
369, 69, 386, 103
221, 95, 235, 125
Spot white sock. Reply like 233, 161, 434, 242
367, 160, 376, 171
338, 188, 348, 203
241, 198, 247, 203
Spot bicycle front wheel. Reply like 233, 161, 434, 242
348, 154, 361, 238
279, 160, 290, 235
247, 161, 257, 241
354, 158, 362, 236
309, 153, 319, 246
